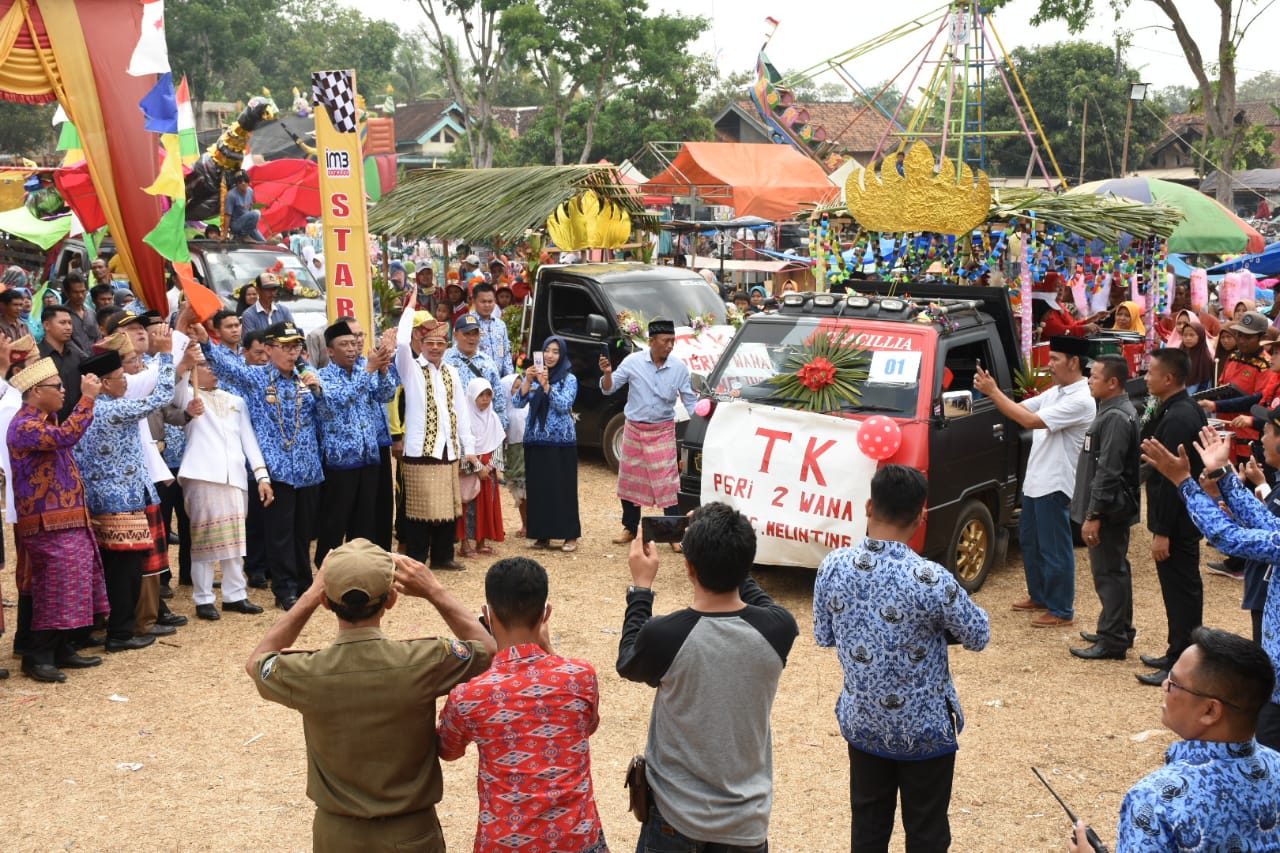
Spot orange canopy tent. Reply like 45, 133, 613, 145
640, 142, 838, 221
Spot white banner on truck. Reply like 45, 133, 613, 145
699, 402, 879, 567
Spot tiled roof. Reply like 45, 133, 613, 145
734, 99, 895, 155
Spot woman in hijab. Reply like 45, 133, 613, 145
513, 335, 581, 551
1179, 316, 1216, 393
457, 377, 505, 558
1112, 300, 1146, 335
234, 283, 259, 315
747, 285, 767, 314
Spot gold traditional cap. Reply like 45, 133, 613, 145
94, 331, 135, 355
8, 334, 36, 363
10, 356, 56, 392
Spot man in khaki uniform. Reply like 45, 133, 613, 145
246, 538, 495, 852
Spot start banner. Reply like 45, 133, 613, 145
700, 402, 878, 567
312, 68, 373, 337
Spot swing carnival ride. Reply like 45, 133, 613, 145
748, 2, 1184, 363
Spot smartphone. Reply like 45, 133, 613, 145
642, 515, 689, 544
533, 351, 545, 370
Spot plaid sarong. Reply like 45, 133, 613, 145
142, 504, 170, 577
402, 456, 462, 523
616, 419, 678, 509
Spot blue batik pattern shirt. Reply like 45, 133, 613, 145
1179, 474, 1280, 705
476, 310, 513, 377
444, 347, 507, 429
814, 538, 990, 759
1116, 739, 1280, 852
512, 373, 578, 447
202, 342, 325, 488
76, 354, 175, 515
316, 357, 398, 470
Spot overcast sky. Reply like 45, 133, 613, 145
352, 0, 1278, 95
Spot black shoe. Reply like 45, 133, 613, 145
276, 596, 298, 611
72, 633, 106, 650
105, 634, 156, 652
1137, 669, 1170, 687
22, 661, 66, 683
55, 652, 102, 669
247, 576, 269, 589
223, 598, 264, 615
1079, 630, 1100, 643
148, 624, 176, 636
1140, 653, 1173, 670
168, 532, 180, 545
159, 585, 174, 600
1070, 643, 1127, 661
195, 604, 220, 621
156, 612, 188, 627
431, 561, 466, 571
0, 668, 8, 679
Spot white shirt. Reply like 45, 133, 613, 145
1021, 378, 1095, 499
0, 378, 21, 523
174, 378, 265, 490
396, 309, 473, 460
123, 331, 190, 484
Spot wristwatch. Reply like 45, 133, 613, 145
1205, 465, 1234, 481
627, 585, 653, 597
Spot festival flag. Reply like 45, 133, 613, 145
139, 72, 178, 133
143, 197, 190, 263
176, 76, 199, 165
143, 133, 184, 197
171, 260, 222, 321
51, 104, 83, 164
127, 0, 171, 76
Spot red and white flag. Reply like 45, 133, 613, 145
127, 0, 170, 76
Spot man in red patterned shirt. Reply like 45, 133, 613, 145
437, 557, 607, 853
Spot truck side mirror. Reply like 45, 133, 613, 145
941, 390, 973, 420
585, 313, 608, 339
691, 373, 708, 395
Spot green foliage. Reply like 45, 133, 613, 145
0, 102, 57, 159
765, 334, 870, 414
982, 42, 1166, 181
1191, 124, 1277, 174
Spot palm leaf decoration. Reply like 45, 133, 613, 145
368, 165, 656, 244
766, 334, 871, 413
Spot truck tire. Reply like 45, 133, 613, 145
946, 499, 996, 593
602, 412, 626, 472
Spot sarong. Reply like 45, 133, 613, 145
142, 504, 170, 576
181, 479, 247, 563
402, 456, 462, 523
457, 452, 504, 543
91, 510, 153, 552
22, 527, 109, 631
525, 444, 581, 540
616, 419, 678, 508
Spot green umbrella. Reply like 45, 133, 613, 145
1068, 177, 1264, 254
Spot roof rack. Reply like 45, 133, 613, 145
775, 291, 987, 325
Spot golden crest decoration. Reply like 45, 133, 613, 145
545, 190, 631, 251
844, 143, 991, 235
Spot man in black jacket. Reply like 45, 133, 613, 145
1071, 355, 1142, 661
1140, 348, 1208, 685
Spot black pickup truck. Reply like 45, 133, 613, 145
677, 282, 1034, 591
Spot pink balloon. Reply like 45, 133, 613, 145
693, 397, 712, 418
856, 415, 902, 461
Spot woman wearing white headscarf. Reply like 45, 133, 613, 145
457, 377, 505, 557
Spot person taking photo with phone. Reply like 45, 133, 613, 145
513, 336, 580, 551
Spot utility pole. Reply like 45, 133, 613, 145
1078, 98, 1088, 185
1120, 82, 1149, 177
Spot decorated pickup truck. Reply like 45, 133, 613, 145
677, 282, 1034, 591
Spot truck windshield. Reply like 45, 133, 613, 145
200, 249, 324, 302
709, 318, 923, 416
604, 279, 728, 326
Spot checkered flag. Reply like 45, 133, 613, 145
312, 70, 358, 133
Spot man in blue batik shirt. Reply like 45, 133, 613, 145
313, 318, 398, 568
814, 464, 989, 853
445, 312, 506, 429
1069, 627, 1280, 853
1141, 419, 1280, 752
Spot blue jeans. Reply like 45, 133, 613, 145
635, 802, 767, 853
1019, 491, 1075, 619
230, 209, 265, 242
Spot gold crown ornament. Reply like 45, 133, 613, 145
545, 190, 631, 251
845, 143, 991, 235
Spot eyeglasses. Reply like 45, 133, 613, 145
1164, 675, 1243, 710
35, 381, 64, 390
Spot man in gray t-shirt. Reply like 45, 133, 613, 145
617, 502, 798, 851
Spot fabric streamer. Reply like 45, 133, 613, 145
1190, 268, 1208, 310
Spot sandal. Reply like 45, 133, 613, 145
459, 543, 478, 558
561, 541, 579, 553
477, 545, 496, 556
530, 540, 550, 549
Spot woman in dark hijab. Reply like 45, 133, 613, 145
1178, 316, 1216, 393
512, 335, 581, 551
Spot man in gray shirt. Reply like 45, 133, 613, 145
617, 502, 798, 851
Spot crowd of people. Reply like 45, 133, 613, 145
3, 249, 1280, 852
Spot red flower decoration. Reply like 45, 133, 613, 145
796, 356, 837, 391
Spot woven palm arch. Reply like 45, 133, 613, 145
368, 165, 656, 244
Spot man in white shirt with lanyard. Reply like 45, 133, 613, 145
974, 335, 1096, 629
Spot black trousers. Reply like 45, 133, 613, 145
848, 744, 955, 853
1086, 522, 1136, 651
263, 482, 320, 603
621, 500, 680, 535
245, 471, 268, 582
101, 549, 144, 641
24, 628, 74, 667
314, 464, 380, 568
158, 474, 191, 584
400, 519, 455, 566
12, 594, 32, 655
375, 446, 394, 551
1155, 536, 1202, 660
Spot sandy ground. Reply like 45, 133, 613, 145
0, 456, 1254, 853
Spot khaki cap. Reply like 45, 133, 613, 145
323, 538, 394, 602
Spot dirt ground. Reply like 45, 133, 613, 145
0, 456, 1255, 853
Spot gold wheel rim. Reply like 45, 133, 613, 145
955, 518, 988, 581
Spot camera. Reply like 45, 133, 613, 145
641, 516, 689, 544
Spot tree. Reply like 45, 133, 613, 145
1009, 0, 1273, 203
258, 1, 402, 104
981, 42, 1166, 182
696, 69, 753, 119
1191, 123, 1276, 173
1237, 71, 1280, 103
1153, 84, 1194, 114
0, 102, 57, 160
168, 0, 272, 110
